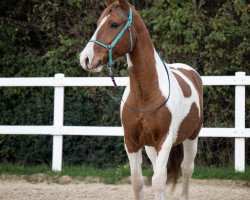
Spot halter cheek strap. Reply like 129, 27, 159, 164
89, 7, 133, 68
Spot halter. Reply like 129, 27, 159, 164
89, 7, 133, 70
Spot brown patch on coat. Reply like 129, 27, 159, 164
180, 69, 203, 140
171, 67, 203, 141
172, 71, 192, 97
178, 68, 203, 98
173, 103, 200, 146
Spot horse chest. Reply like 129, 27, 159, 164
122, 107, 171, 153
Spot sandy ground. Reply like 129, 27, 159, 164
0, 175, 249, 200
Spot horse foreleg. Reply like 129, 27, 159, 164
180, 138, 198, 200
125, 145, 144, 200
152, 134, 173, 200
145, 146, 157, 172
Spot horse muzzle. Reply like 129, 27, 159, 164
80, 51, 105, 73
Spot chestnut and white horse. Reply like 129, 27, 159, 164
80, 1, 203, 200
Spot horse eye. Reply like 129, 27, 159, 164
110, 22, 119, 29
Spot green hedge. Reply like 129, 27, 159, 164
0, 0, 249, 167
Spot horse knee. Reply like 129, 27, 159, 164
131, 174, 144, 191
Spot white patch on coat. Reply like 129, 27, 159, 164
169, 63, 193, 71
121, 53, 136, 113
120, 82, 130, 118
126, 53, 133, 68
171, 68, 201, 116
153, 50, 200, 144
79, 15, 110, 70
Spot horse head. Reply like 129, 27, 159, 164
80, 0, 136, 72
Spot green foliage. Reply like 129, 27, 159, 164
0, 0, 249, 167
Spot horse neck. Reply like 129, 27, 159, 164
127, 18, 160, 103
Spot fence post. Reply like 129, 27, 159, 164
52, 73, 65, 171
235, 72, 245, 172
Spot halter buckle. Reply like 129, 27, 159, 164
107, 45, 112, 50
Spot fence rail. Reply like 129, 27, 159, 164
0, 72, 249, 172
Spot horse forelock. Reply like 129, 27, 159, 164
97, 2, 133, 26
97, 5, 113, 26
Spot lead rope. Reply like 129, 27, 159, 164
108, 58, 171, 113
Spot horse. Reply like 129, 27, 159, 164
79, 1, 203, 200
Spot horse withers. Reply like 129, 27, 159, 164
79, 1, 203, 200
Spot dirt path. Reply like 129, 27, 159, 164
0, 176, 249, 200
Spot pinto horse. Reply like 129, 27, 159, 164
80, 1, 203, 199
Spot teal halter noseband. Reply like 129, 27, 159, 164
89, 7, 133, 68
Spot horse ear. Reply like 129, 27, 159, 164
106, 0, 116, 6
119, 0, 130, 10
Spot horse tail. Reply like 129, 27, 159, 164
167, 143, 184, 188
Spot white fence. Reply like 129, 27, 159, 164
0, 72, 249, 172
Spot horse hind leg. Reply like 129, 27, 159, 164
180, 137, 198, 200
125, 145, 144, 200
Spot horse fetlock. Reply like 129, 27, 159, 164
152, 173, 167, 193
131, 176, 144, 200
153, 191, 166, 200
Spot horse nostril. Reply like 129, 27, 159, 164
85, 57, 89, 67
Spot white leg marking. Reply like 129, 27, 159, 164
180, 138, 198, 200
145, 146, 157, 172
152, 133, 173, 200
125, 145, 144, 200
79, 15, 110, 70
